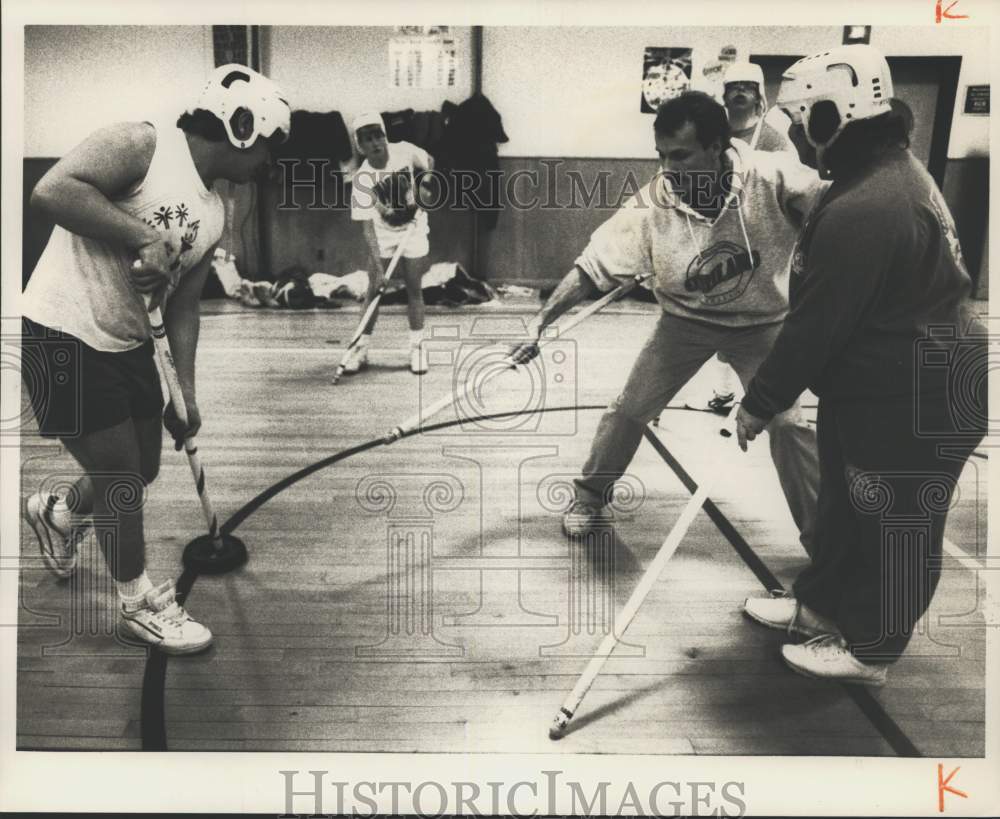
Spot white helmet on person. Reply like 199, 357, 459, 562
351, 111, 386, 146
723, 61, 767, 105
191, 63, 291, 150
776, 44, 893, 149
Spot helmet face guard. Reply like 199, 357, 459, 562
776, 45, 893, 149
191, 64, 291, 150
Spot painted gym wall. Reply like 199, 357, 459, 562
264, 26, 474, 133
482, 25, 989, 159
23, 26, 218, 284
24, 26, 214, 158
20, 25, 989, 292
21, 25, 478, 282
480, 25, 989, 292
262, 26, 477, 279
23, 23, 984, 160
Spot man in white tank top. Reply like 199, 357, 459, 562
21, 65, 290, 654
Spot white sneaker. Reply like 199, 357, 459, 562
743, 590, 840, 638
212, 249, 243, 298
410, 344, 428, 375
561, 500, 615, 536
120, 580, 213, 655
782, 634, 888, 687
341, 344, 369, 375
24, 493, 84, 579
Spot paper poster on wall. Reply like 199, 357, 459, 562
389, 32, 457, 89
640, 47, 692, 113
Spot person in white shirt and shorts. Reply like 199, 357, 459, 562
346, 112, 435, 375
21, 65, 291, 655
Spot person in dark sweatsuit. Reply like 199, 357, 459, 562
737, 45, 986, 686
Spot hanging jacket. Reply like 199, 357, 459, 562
381, 108, 416, 144
277, 110, 353, 165
381, 108, 448, 158
436, 93, 509, 229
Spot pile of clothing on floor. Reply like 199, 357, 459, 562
210, 249, 500, 309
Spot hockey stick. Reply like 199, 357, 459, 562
331, 219, 418, 384
139, 284, 224, 553
382, 273, 650, 443
548, 401, 741, 739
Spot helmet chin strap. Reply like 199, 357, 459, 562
808, 133, 843, 179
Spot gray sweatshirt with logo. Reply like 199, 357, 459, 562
575, 140, 828, 327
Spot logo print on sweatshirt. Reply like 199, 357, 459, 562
684, 240, 761, 305
928, 188, 969, 276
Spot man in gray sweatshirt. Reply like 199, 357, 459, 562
511, 91, 827, 554
685, 61, 798, 414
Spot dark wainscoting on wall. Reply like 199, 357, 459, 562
481, 155, 987, 293
22, 158, 58, 287
260, 174, 476, 280
478, 157, 659, 284
22, 154, 988, 298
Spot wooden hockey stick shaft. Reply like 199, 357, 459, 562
141, 286, 223, 550
331, 220, 418, 384
382, 273, 650, 443
549, 401, 741, 739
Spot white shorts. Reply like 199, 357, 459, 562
378, 229, 430, 260
375, 209, 430, 259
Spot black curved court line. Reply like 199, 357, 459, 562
140, 403, 862, 752
140, 402, 608, 750
641, 427, 922, 759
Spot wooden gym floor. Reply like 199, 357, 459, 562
16, 298, 988, 754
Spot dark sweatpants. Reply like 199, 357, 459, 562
793, 393, 984, 663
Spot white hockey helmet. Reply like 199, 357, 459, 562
191, 63, 291, 150
776, 45, 893, 148
724, 62, 765, 90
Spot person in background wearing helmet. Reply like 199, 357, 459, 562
723, 61, 795, 154
345, 112, 436, 376
21, 64, 290, 654
682, 61, 799, 417
738, 45, 986, 686
510, 91, 825, 559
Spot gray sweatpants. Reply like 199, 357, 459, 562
574, 312, 819, 554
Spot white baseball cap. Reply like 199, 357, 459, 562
352, 111, 386, 142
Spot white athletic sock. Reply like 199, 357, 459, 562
409, 329, 425, 349
116, 571, 154, 606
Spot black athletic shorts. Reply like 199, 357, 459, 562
21, 316, 163, 439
